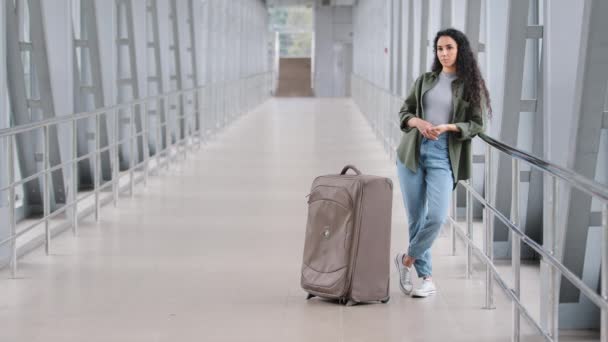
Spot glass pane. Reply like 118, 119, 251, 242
268, 6, 313, 58
72, 0, 82, 40
268, 6, 313, 32
279, 32, 312, 58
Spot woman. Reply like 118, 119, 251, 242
394, 28, 491, 298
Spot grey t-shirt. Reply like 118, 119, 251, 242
422, 71, 458, 125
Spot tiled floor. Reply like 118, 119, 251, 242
0, 98, 598, 341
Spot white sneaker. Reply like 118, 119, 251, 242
411, 279, 437, 298
394, 253, 413, 295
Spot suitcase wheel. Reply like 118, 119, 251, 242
381, 297, 390, 304
306, 294, 315, 300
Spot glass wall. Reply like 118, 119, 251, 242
268, 5, 313, 58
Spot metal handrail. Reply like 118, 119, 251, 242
0, 71, 270, 139
1, 72, 273, 276
350, 73, 608, 342
479, 133, 608, 201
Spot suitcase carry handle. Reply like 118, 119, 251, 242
340, 165, 361, 176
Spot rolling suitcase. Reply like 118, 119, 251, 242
301, 165, 393, 306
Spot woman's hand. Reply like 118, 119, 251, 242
410, 118, 438, 140
409, 119, 461, 140
428, 124, 459, 138
427, 124, 449, 138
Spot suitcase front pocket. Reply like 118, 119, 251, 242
302, 186, 354, 292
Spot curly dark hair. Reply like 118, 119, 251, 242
431, 28, 492, 116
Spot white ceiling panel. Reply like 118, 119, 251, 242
266, 0, 356, 7
266, 0, 314, 7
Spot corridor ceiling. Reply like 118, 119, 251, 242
265, 0, 356, 7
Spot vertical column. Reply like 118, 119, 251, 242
418, 0, 429, 76
461, 0, 485, 239
511, 159, 521, 342
145, 0, 166, 155
547, 177, 559, 339
94, 112, 100, 221
129, 104, 135, 197
522, 0, 544, 268
451, 186, 457, 256
493, 0, 544, 261
143, 101, 149, 185
540, 2, 557, 337
72, 119, 79, 234
466, 181, 473, 278
168, 0, 184, 141
115, 0, 143, 170
73, 0, 112, 188
0, 0, 11, 272
43, 126, 50, 255
29, 0, 66, 209
6, 0, 66, 215
405, 0, 414, 88
464, 0, 482, 55
441, 0, 451, 29
206, 0, 215, 136
8, 136, 17, 277
113, 108, 119, 205
601, 202, 608, 342
484, 143, 495, 309
187, 0, 200, 134
389, 0, 396, 93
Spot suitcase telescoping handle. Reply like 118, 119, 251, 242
340, 165, 361, 176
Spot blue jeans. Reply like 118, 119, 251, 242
396, 134, 454, 278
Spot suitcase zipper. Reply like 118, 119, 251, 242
307, 184, 355, 208
307, 198, 350, 211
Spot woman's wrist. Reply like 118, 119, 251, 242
447, 124, 459, 132
408, 117, 419, 128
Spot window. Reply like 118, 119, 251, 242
268, 5, 313, 58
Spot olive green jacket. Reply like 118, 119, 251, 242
397, 71, 485, 189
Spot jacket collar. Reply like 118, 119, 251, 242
421, 71, 441, 97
